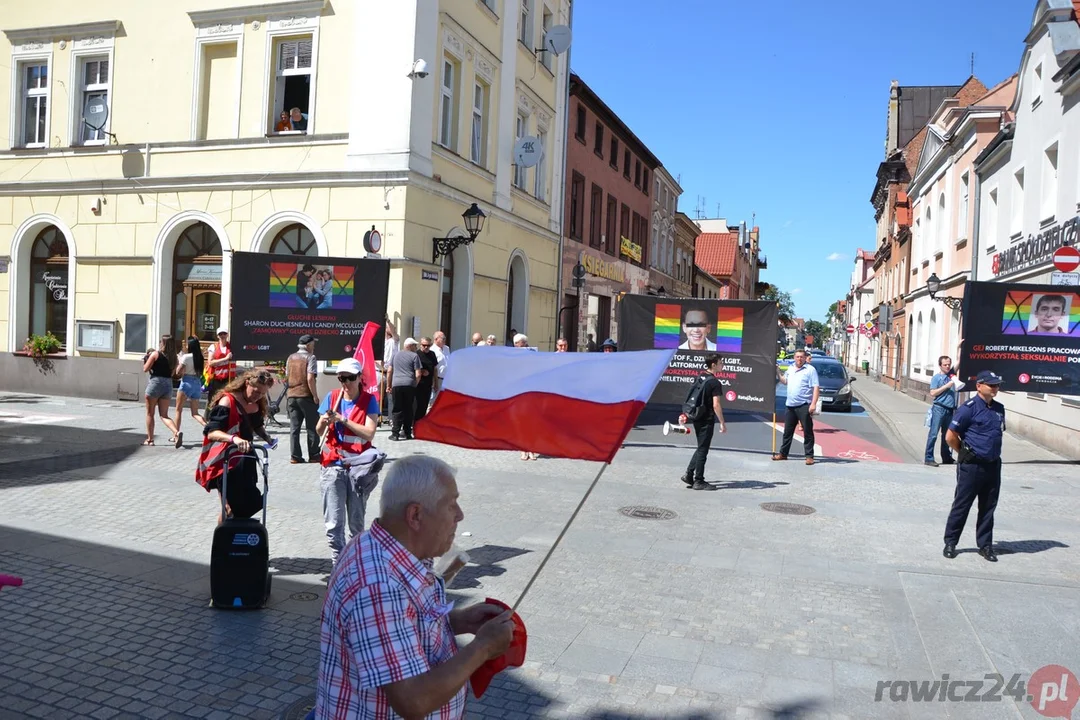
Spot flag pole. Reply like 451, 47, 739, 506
511, 462, 609, 614
772, 412, 777, 455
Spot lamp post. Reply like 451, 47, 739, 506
432, 203, 486, 263
927, 272, 962, 310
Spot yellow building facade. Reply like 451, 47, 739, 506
0, 0, 570, 396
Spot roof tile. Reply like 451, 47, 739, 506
695, 232, 738, 277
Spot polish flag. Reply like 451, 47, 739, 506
414, 347, 674, 462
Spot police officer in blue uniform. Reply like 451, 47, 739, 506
942, 370, 1006, 562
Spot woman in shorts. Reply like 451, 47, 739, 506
143, 335, 182, 447
173, 336, 207, 444
198, 370, 276, 524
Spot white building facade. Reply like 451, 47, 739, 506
844, 249, 876, 370
650, 166, 680, 293
972, 0, 1080, 455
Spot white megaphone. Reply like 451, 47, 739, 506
663, 420, 691, 436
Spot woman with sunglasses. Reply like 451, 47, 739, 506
316, 358, 381, 566
196, 370, 276, 524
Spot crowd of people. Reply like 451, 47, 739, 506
127, 321, 1012, 719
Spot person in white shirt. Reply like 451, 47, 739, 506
431, 331, 449, 400
380, 320, 399, 423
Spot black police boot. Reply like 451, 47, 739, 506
978, 546, 998, 562
943, 544, 957, 559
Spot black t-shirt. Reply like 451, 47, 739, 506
416, 349, 438, 389
693, 374, 722, 424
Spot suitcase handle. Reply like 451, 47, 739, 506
221, 444, 270, 525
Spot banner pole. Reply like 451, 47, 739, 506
511, 462, 609, 614
772, 412, 777, 455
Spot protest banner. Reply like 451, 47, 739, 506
229, 252, 389, 361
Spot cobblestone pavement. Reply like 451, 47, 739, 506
1, 391, 1079, 719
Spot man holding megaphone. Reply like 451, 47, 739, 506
678, 353, 727, 491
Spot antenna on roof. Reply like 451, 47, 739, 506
970, 52, 975, 77
716, 202, 721, 217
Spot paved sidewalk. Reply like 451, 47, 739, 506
852, 376, 1076, 465
1, 391, 1079, 719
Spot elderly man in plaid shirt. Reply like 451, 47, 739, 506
316, 455, 515, 719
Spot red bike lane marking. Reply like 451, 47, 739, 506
765, 416, 903, 463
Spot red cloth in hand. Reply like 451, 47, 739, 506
470, 598, 527, 698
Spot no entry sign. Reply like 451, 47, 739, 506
1053, 245, 1080, 273
846, 324, 855, 334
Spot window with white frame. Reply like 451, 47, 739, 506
514, 112, 528, 189
534, 127, 547, 201
271, 37, 313, 133
650, 226, 658, 268
1033, 62, 1043, 106
481, 0, 496, 11
540, 6, 553, 71
1042, 143, 1057, 221
18, 61, 49, 148
520, 0, 533, 47
78, 57, 110, 144
439, 57, 459, 150
1011, 168, 1024, 237
986, 188, 999, 250
958, 172, 969, 240
936, 192, 945, 253
471, 80, 488, 165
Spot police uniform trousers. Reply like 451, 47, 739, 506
943, 459, 1001, 549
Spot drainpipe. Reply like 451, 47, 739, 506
553, 0, 574, 344
970, 168, 982, 283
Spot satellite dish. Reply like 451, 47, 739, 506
513, 135, 542, 168
543, 25, 572, 56
83, 96, 109, 131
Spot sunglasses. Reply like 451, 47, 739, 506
420, 343, 430, 348
684, 322, 709, 328
254, 371, 275, 386
337, 374, 358, 383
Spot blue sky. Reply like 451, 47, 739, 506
568, 0, 1036, 322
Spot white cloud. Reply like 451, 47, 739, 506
791, 288, 803, 294
826, 252, 846, 261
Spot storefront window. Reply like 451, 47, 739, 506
270, 223, 317, 255
29, 226, 69, 348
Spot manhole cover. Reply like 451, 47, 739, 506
280, 694, 316, 720
618, 505, 677, 520
289, 591, 319, 601
760, 502, 815, 515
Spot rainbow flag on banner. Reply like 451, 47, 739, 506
269, 263, 299, 308
333, 266, 355, 310
654, 304, 682, 348
715, 307, 744, 353
1001, 291, 1029, 333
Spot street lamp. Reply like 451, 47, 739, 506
864, 311, 871, 323
927, 272, 963, 310
432, 203, 486, 263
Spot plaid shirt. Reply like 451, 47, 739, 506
316, 520, 464, 720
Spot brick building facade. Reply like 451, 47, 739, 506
560, 72, 660, 349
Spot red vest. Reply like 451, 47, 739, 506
208, 341, 236, 381
195, 394, 242, 490
321, 388, 373, 466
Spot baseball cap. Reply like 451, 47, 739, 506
299, 334, 317, 345
216, 326, 228, 335
337, 358, 362, 376
403, 337, 418, 347
975, 370, 1003, 385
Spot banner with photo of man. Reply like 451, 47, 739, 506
230, 252, 390, 361
958, 281, 1080, 395
618, 295, 778, 413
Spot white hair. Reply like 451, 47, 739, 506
513, 333, 528, 345
379, 455, 455, 517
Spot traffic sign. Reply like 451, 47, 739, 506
1053, 245, 1080, 273
846, 324, 855, 334
1051, 271, 1080, 286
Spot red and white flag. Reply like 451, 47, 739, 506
414, 347, 674, 462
